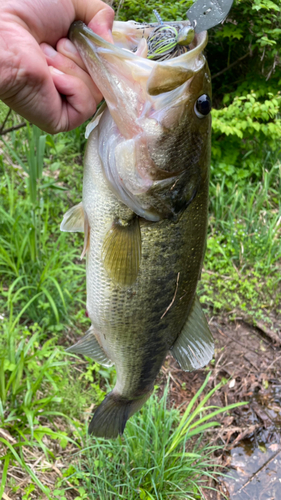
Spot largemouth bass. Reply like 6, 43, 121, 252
61, 20, 213, 439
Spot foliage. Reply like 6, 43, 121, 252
60, 375, 242, 500
200, 161, 281, 315
0, 124, 86, 327
0, 320, 81, 499
117, 0, 281, 179
0, 173, 83, 326
115, 0, 192, 23
211, 84, 281, 187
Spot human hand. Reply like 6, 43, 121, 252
0, 0, 114, 133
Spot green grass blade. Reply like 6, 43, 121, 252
0, 454, 10, 498
11, 292, 43, 330
0, 437, 52, 498
41, 286, 60, 322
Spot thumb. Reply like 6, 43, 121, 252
74, 0, 115, 43
88, 8, 114, 43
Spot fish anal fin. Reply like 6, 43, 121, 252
66, 327, 113, 367
60, 202, 84, 232
171, 295, 214, 371
88, 390, 152, 438
102, 217, 141, 287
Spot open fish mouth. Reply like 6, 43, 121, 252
68, 20, 211, 222
69, 20, 209, 125
69, 20, 208, 69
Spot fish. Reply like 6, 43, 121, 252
60, 19, 213, 439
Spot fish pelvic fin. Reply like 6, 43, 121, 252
89, 390, 152, 439
170, 294, 214, 371
102, 216, 141, 287
60, 202, 84, 232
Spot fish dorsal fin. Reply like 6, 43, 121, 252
170, 295, 214, 371
102, 217, 141, 287
66, 327, 113, 367
147, 65, 194, 96
60, 202, 84, 232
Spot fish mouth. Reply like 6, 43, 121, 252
69, 20, 207, 69
68, 20, 209, 141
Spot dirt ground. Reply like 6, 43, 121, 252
159, 313, 281, 500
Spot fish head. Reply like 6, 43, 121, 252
69, 21, 211, 220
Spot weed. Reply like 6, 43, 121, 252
0, 321, 68, 444
200, 161, 281, 315
0, 166, 85, 326
61, 374, 243, 499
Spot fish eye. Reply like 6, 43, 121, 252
194, 94, 212, 118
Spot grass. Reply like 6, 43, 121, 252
0, 320, 81, 499
0, 315, 237, 498
0, 172, 84, 327
0, 122, 86, 327
200, 160, 281, 317
57, 375, 242, 500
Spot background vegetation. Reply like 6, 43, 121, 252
0, 0, 280, 497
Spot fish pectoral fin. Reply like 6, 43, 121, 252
102, 216, 141, 287
66, 327, 113, 367
147, 65, 194, 96
85, 101, 107, 139
60, 202, 84, 232
80, 210, 90, 259
89, 390, 152, 438
170, 295, 214, 371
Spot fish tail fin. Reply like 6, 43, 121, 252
88, 390, 152, 439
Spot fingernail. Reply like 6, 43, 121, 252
63, 39, 78, 54
107, 30, 114, 44
42, 44, 57, 58
49, 66, 64, 75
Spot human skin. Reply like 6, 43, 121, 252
0, 0, 114, 133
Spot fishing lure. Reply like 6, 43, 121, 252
146, 0, 234, 62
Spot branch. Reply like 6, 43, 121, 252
212, 52, 250, 80
0, 107, 12, 132
0, 122, 27, 135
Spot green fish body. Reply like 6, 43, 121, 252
61, 20, 213, 438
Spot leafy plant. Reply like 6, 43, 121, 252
0, 169, 85, 326
117, 0, 281, 183
0, 319, 82, 498
200, 161, 281, 314
0, 322, 67, 442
